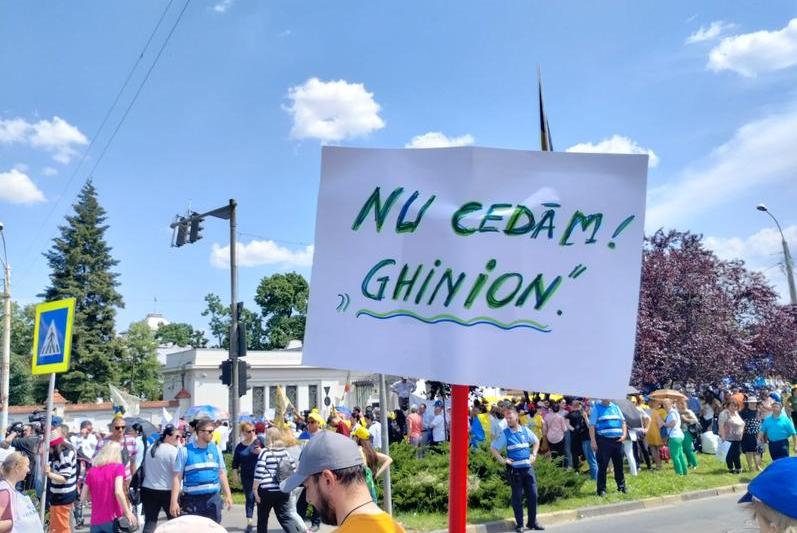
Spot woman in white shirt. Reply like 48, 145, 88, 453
0, 452, 44, 532
662, 399, 688, 476
141, 425, 181, 533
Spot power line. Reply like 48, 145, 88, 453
86, 0, 192, 181
15, 0, 191, 287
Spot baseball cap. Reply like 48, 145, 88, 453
738, 457, 797, 519
280, 430, 363, 493
307, 412, 324, 424
769, 392, 782, 404
353, 425, 370, 440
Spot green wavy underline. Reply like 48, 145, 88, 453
355, 308, 551, 332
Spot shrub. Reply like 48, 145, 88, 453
386, 442, 585, 513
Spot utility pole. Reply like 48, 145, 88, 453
228, 199, 240, 446
170, 199, 242, 446
0, 223, 10, 433
756, 204, 797, 305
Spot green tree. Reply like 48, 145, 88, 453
254, 272, 308, 349
201, 293, 266, 350
40, 181, 124, 402
120, 321, 162, 400
4, 301, 35, 405
201, 293, 230, 348
155, 322, 208, 348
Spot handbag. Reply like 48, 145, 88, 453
114, 516, 137, 533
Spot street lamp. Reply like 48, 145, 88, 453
0, 222, 10, 432
756, 204, 797, 305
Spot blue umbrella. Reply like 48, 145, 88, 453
183, 405, 228, 421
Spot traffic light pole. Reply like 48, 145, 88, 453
228, 199, 240, 448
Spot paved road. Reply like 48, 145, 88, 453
538, 494, 756, 533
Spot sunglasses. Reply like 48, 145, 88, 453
198, 429, 214, 434
114, 426, 126, 430
245, 429, 256, 433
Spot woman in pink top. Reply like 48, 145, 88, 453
407, 405, 423, 447
82, 441, 137, 532
542, 404, 570, 463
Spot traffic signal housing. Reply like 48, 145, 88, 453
219, 359, 232, 385
174, 217, 189, 247
189, 213, 204, 243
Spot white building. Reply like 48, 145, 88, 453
162, 347, 383, 419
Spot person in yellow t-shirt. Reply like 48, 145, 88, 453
279, 431, 405, 532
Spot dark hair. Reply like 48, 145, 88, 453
311, 465, 364, 487
80, 420, 92, 430
151, 424, 177, 458
364, 412, 374, 422
196, 419, 215, 432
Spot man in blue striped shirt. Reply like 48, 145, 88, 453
588, 399, 627, 497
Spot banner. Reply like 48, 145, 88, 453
304, 147, 648, 398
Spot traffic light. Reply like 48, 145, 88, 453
236, 302, 247, 358
174, 217, 189, 247
189, 213, 204, 243
238, 360, 250, 397
219, 359, 232, 385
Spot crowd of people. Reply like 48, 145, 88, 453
0, 406, 405, 533
0, 377, 795, 533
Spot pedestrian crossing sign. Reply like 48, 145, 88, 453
31, 298, 76, 375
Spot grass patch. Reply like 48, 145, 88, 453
394, 453, 765, 531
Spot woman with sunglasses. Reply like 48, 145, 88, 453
140, 425, 182, 533
233, 423, 264, 533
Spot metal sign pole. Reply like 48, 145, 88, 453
39, 373, 56, 522
378, 374, 392, 514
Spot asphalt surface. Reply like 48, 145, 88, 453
538, 493, 756, 533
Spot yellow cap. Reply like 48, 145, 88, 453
353, 426, 370, 440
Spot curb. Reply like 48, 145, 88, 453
423, 483, 748, 533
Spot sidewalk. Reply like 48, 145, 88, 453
423, 483, 749, 533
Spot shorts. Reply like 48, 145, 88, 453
49, 503, 73, 533
741, 433, 759, 453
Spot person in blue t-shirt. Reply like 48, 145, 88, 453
759, 396, 797, 461
491, 406, 544, 532
588, 399, 628, 497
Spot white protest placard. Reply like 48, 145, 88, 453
304, 147, 648, 398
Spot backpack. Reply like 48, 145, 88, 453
271, 449, 296, 485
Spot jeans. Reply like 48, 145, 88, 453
596, 436, 625, 493
622, 440, 638, 476
507, 467, 538, 528
180, 492, 222, 523
563, 430, 573, 469
581, 440, 598, 480
297, 486, 320, 527
141, 487, 175, 533
726, 440, 742, 471
243, 486, 256, 519
682, 432, 699, 468
256, 487, 304, 533
768, 439, 789, 460
668, 437, 687, 475
90, 523, 115, 533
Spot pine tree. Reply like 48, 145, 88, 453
41, 181, 124, 402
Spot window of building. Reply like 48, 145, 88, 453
286, 385, 298, 408
308, 385, 318, 410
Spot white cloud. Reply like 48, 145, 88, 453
0, 168, 46, 204
405, 132, 475, 149
0, 115, 88, 164
285, 78, 385, 142
705, 225, 797, 302
211, 240, 314, 269
646, 104, 797, 230
566, 134, 659, 168
212, 0, 234, 13
41, 166, 58, 176
707, 18, 797, 76
685, 21, 735, 44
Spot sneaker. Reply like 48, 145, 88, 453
244, 526, 253, 533
309, 526, 321, 532
597, 490, 607, 497
527, 523, 545, 530
618, 486, 627, 494
515, 527, 523, 533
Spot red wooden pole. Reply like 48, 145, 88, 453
448, 384, 469, 532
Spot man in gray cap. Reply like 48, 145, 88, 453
280, 431, 405, 532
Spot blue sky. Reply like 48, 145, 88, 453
2, 1, 796, 335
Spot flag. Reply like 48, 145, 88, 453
273, 385, 294, 429
109, 384, 141, 416
538, 65, 554, 152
